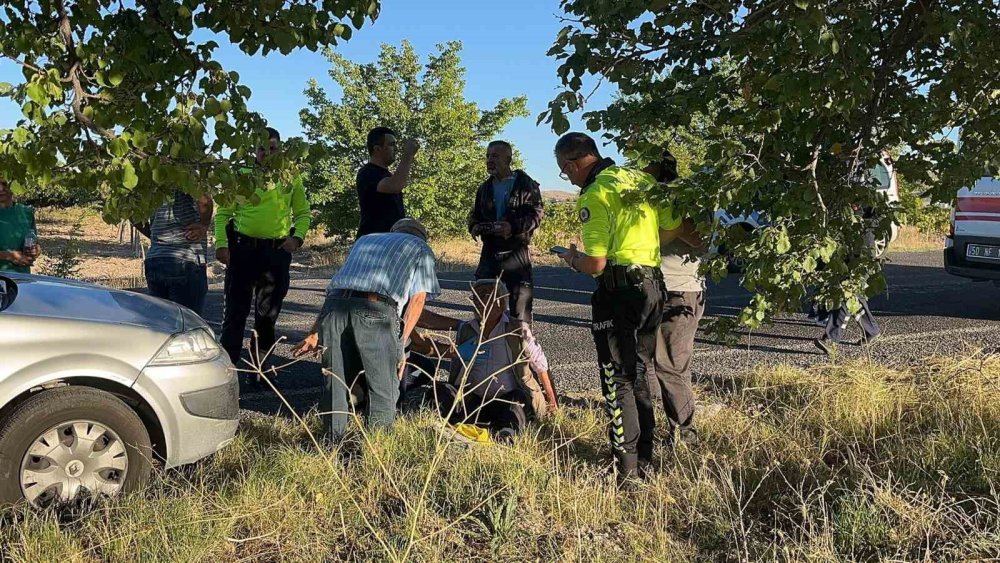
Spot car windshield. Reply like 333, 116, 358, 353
871, 162, 891, 190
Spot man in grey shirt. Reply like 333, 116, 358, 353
647, 151, 703, 447
657, 238, 704, 443
135, 191, 213, 314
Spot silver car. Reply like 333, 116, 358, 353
0, 272, 238, 507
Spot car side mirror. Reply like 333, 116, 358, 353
0, 276, 17, 313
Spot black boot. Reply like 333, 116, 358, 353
615, 452, 640, 488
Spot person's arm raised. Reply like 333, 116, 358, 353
376, 139, 420, 194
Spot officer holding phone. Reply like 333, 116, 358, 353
552, 133, 684, 482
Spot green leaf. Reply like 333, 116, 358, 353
108, 137, 129, 157
847, 296, 861, 315
109, 69, 125, 86
26, 82, 47, 105
803, 255, 817, 272
794, 0, 810, 9
132, 129, 148, 149
0, 82, 13, 95
775, 230, 791, 254
205, 98, 221, 116
122, 161, 138, 189
552, 112, 570, 135
650, 0, 670, 12
12, 127, 29, 145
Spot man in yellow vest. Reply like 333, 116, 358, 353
553, 132, 688, 481
215, 127, 310, 388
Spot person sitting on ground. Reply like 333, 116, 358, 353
400, 279, 558, 439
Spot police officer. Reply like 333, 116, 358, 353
553, 133, 683, 480
216, 127, 311, 386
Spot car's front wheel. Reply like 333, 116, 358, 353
873, 236, 890, 259
0, 386, 153, 508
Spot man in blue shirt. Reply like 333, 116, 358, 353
134, 190, 213, 315
292, 218, 441, 438
467, 140, 544, 325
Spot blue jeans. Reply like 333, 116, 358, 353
145, 258, 208, 315
320, 297, 403, 438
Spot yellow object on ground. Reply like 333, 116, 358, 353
454, 423, 492, 444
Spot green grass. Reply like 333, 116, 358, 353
4, 352, 1000, 561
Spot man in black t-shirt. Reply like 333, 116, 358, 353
356, 127, 419, 237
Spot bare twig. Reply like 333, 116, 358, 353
0, 54, 46, 76
801, 145, 828, 226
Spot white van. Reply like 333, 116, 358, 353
945, 176, 1000, 282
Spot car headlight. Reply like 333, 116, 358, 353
149, 328, 222, 366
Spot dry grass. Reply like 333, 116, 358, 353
891, 225, 945, 253
33, 207, 146, 281
3, 351, 1000, 561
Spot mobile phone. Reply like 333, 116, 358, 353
550, 246, 570, 255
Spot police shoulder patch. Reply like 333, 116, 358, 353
579, 207, 591, 223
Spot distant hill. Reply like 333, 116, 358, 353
541, 189, 577, 203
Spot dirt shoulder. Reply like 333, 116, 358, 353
30, 206, 561, 287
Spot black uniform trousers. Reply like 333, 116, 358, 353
475, 245, 533, 325
824, 296, 880, 343
220, 231, 292, 367
591, 275, 663, 477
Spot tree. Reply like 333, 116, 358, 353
300, 41, 529, 239
543, 1, 1000, 327
0, 0, 382, 223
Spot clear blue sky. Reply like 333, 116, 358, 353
0, 0, 620, 190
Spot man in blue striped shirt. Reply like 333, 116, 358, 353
134, 190, 213, 315
293, 218, 441, 438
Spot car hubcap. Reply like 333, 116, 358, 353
875, 238, 888, 256
19, 420, 129, 507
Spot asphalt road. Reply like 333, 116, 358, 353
203, 250, 1000, 415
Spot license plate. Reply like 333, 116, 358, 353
966, 244, 1000, 261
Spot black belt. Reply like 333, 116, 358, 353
331, 289, 398, 311
231, 230, 285, 249
599, 264, 662, 291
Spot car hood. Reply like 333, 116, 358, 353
2, 273, 183, 333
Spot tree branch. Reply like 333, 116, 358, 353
56, 0, 149, 161
801, 144, 828, 226
57, 2, 114, 142
0, 54, 46, 76
853, 0, 940, 172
